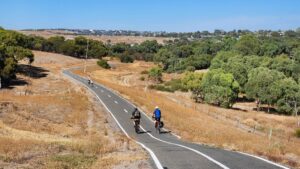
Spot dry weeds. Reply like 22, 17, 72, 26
0, 51, 150, 169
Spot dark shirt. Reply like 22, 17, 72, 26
132, 109, 141, 119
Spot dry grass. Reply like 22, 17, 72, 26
76, 60, 300, 168
19, 30, 173, 44
0, 51, 150, 169
0, 137, 47, 163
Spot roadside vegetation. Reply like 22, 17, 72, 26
97, 59, 111, 69
147, 33, 300, 117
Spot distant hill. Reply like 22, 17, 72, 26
19, 29, 173, 44
20, 28, 300, 39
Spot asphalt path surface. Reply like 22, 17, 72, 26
63, 69, 290, 169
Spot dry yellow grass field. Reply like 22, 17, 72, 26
74, 60, 300, 168
0, 51, 150, 169
19, 30, 173, 44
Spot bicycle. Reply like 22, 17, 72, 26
131, 117, 140, 133
153, 116, 163, 134
88, 79, 94, 87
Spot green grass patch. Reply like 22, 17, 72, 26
164, 79, 187, 92
149, 79, 187, 93
140, 70, 149, 74
0, 155, 12, 162
149, 84, 175, 92
48, 154, 97, 169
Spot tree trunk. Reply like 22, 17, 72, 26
256, 99, 260, 111
297, 111, 300, 127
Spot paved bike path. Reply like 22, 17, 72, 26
63, 69, 289, 169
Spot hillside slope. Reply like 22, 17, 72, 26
0, 51, 151, 169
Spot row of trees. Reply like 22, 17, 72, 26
27, 28, 300, 39
109, 40, 161, 62
0, 29, 109, 59
30, 36, 108, 58
152, 34, 300, 73
107, 32, 300, 115
177, 45, 300, 115
142, 33, 300, 115
0, 29, 110, 86
180, 52, 300, 114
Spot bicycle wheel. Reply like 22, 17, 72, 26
134, 121, 140, 133
155, 121, 161, 133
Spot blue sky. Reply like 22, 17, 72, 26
1, 0, 299, 32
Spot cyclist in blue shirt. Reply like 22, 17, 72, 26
153, 106, 161, 130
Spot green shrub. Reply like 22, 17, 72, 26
140, 76, 145, 81
201, 69, 239, 108
150, 84, 175, 92
97, 59, 110, 69
120, 55, 134, 63
164, 79, 187, 92
296, 128, 300, 138
186, 66, 196, 72
148, 67, 163, 82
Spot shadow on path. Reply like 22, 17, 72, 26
138, 130, 152, 134
160, 130, 171, 134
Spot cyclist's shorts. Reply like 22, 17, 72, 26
155, 117, 161, 122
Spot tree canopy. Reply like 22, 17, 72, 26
201, 69, 239, 108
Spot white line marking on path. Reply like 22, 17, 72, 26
124, 109, 128, 113
101, 90, 104, 92
65, 70, 289, 169
64, 72, 163, 169
76, 74, 229, 169
114, 100, 118, 104
237, 152, 289, 169
139, 125, 230, 169
108, 94, 111, 98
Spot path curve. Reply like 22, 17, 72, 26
63, 69, 290, 169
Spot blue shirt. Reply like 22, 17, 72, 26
154, 108, 161, 118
